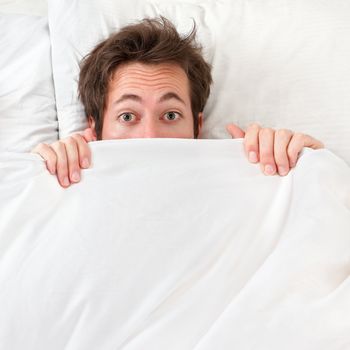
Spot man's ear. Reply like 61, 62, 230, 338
88, 116, 97, 139
197, 112, 203, 138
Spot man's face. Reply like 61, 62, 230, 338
89, 62, 202, 139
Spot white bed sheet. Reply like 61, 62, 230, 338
0, 139, 349, 349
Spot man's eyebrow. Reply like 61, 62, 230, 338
158, 92, 186, 105
114, 94, 142, 105
113, 92, 186, 105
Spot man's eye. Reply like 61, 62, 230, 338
164, 111, 180, 121
119, 113, 136, 122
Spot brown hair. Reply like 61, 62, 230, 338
78, 16, 212, 139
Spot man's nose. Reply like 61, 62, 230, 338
142, 119, 162, 138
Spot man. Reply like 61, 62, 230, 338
32, 17, 324, 188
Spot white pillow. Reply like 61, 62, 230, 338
0, 13, 58, 152
0, 0, 47, 17
48, 0, 350, 164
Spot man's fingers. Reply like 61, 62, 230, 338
51, 141, 70, 187
31, 143, 57, 175
301, 134, 325, 150
31, 132, 94, 189
287, 133, 323, 168
62, 137, 81, 184
82, 128, 97, 142
258, 128, 277, 175
244, 123, 261, 163
71, 134, 91, 169
63, 135, 92, 184
226, 123, 245, 139
273, 129, 293, 176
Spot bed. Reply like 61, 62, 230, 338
1, 1, 350, 349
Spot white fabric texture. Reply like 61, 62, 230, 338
48, 0, 350, 164
0, 139, 349, 350
0, 0, 47, 17
0, 13, 57, 152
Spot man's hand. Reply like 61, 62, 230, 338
31, 128, 96, 187
226, 123, 324, 176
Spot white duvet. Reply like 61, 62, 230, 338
0, 139, 349, 350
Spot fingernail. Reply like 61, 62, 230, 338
71, 171, 80, 182
278, 166, 288, 176
62, 177, 70, 186
248, 151, 258, 163
82, 158, 89, 168
264, 165, 275, 175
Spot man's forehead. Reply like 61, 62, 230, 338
112, 61, 186, 77
111, 63, 188, 86
108, 62, 191, 100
